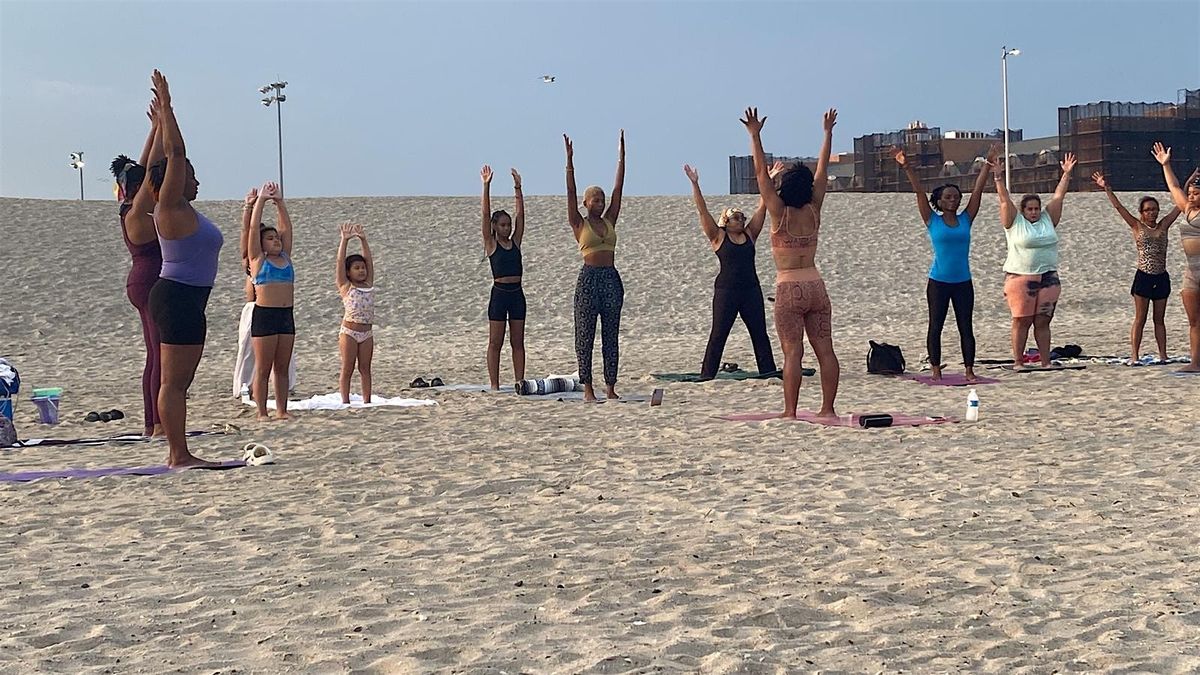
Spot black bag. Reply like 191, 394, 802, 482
867, 341, 906, 374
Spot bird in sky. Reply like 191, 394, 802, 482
541, 75, 556, 83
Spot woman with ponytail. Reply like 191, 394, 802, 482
111, 99, 164, 437
480, 164, 526, 390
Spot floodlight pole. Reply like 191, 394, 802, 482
1001, 46, 1020, 192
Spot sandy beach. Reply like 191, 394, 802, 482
2, 192, 1199, 673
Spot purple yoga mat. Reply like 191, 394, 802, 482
900, 373, 1000, 387
717, 410, 954, 427
0, 460, 246, 483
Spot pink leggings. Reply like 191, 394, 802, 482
128, 282, 161, 431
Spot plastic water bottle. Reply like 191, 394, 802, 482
965, 388, 980, 422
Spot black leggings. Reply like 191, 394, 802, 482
574, 265, 624, 385
701, 285, 777, 379
926, 279, 975, 368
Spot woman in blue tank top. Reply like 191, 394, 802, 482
894, 144, 997, 382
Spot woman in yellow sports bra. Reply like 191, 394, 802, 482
564, 130, 625, 401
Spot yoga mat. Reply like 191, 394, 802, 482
241, 393, 436, 411
1167, 370, 1200, 378
11, 429, 223, 449
652, 369, 811, 383
0, 460, 247, 483
430, 384, 516, 393
521, 391, 653, 403
900, 373, 1001, 387
998, 364, 1087, 373
717, 411, 954, 427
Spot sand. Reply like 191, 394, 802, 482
2, 192, 1199, 673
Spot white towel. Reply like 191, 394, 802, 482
241, 392, 436, 411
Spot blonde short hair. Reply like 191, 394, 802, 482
717, 208, 746, 228
583, 185, 605, 202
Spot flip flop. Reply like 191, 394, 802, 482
85, 411, 101, 423
720, 362, 740, 373
241, 442, 276, 466
409, 377, 429, 388
429, 377, 445, 387
106, 409, 125, 420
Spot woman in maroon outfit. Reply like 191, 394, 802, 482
111, 102, 165, 436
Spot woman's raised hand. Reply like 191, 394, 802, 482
481, 165, 493, 185
563, 134, 574, 163
1152, 142, 1172, 166
150, 69, 171, 108
683, 164, 699, 183
822, 108, 838, 132
1091, 171, 1107, 189
244, 187, 259, 207
740, 107, 766, 134
892, 147, 907, 168
511, 168, 522, 190
1060, 152, 1077, 174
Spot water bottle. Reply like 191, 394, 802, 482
965, 388, 980, 422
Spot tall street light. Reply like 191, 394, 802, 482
259, 81, 288, 190
69, 151, 85, 200
1001, 46, 1020, 192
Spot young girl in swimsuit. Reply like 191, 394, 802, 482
246, 181, 296, 420
1092, 170, 1182, 363
1153, 142, 1200, 372
741, 107, 840, 419
336, 223, 376, 403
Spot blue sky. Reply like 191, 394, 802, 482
2, 0, 1197, 199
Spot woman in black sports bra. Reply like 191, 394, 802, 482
481, 165, 526, 390
684, 163, 777, 380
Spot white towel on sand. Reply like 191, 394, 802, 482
241, 393, 436, 411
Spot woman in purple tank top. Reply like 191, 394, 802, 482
143, 70, 223, 469
111, 101, 165, 437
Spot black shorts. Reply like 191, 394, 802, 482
149, 278, 211, 345
488, 283, 526, 322
1131, 270, 1171, 300
251, 305, 296, 337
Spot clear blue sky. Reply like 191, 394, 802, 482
2, 0, 1197, 199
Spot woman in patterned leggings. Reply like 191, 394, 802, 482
564, 130, 625, 401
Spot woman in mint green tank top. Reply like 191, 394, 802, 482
993, 152, 1077, 369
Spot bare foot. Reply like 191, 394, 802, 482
605, 386, 619, 400
778, 411, 797, 420
1178, 364, 1200, 373
168, 453, 222, 469
814, 408, 838, 419
256, 413, 271, 421
582, 384, 598, 402
274, 412, 291, 421
151, 424, 166, 437
964, 368, 978, 382
930, 364, 943, 380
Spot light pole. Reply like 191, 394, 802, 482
69, 151, 85, 200
1001, 46, 1020, 192
259, 81, 288, 190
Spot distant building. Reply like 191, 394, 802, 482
728, 152, 855, 194
1060, 88, 1200, 192
727, 88, 1199, 194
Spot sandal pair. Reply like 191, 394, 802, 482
242, 442, 277, 466
409, 377, 444, 388
85, 409, 125, 423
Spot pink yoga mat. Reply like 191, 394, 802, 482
899, 373, 1000, 387
717, 411, 954, 426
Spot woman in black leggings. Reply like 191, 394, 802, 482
684, 163, 777, 379
894, 144, 996, 381
564, 130, 625, 401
